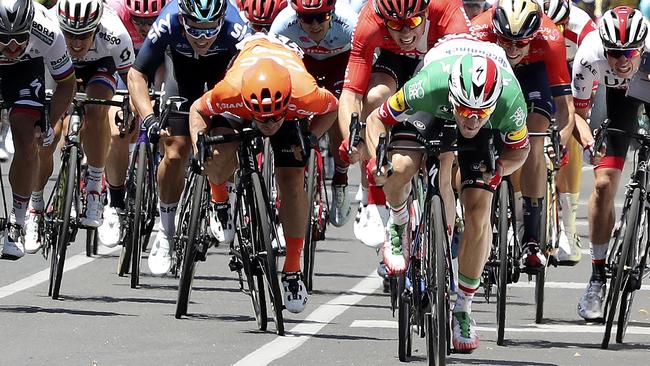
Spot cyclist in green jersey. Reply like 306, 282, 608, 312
349, 53, 530, 352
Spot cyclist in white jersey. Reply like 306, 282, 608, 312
0, 0, 76, 260
571, 6, 650, 321
271, 0, 359, 227
22, 0, 135, 254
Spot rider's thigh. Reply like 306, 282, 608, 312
593, 167, 622, 200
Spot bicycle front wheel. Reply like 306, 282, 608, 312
51, 145, 79, 300
398, 273, 412, 361
303, 151, 318, 293
602, 187, 640, 348
175, 174, 206, 319
426, 195, 448, 366
130, 143, 148, 288
496, 181, 511, 345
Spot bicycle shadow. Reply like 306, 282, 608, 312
447, 357, 559, 366
0, 305, 132, 317
54, 294, 176, 305
498, 338, 649, 350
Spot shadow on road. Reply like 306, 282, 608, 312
314, 272, 368, 279
55, 294, 176, 305
448, 357, 559, 366
0, 305, 131, 317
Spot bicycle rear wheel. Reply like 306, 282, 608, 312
426, 195, 447, 366
535, 181, 557, 324
496, 181, 510, 345
85, 228, 97, 257
175, 174, 206, 319
51, 146, 78, 300
303, 151, 318, 293
252, 172, 284, 335
602, 187, 640, 349
130, 143, 147, 288
398, 273, 412, 361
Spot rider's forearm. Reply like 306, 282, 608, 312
363, 108, 389, 160
338, 89, 363, 141
309, 111, 337, 138
573, 111, 594, 147
127, 68, 154, 118
189, 99, 211, 155
554, 94, 575, 146
49, 77, 76, 127
500, 144, 530, 176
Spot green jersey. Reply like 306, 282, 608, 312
377, 55, 529, 149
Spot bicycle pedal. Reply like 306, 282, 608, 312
229, 256, 243, 272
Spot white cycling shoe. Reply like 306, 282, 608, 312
354, 204, 389, 248
98, 206, 122, 248
282, 272, 308, 314
24, 209, 43, 254
148, 231, 173, 275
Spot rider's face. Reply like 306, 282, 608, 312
455, 113, 489, 138
64, 31, 95, 59
181, 16, 222, 56
0, 39, 28, 60
605, 49, 642, 79
385, 15, 427, 52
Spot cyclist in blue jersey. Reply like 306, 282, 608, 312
128, 0, 250, 275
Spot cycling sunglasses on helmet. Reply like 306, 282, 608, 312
605, 48, 642, 60
385, 15, 424, 32
0, 31, 30, 48
297, 11, 332, 24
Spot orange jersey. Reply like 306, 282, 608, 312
197, 35, 338, 121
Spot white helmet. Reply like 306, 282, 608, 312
599, 6, 648, 49
57, 0, 104, 35
541, 0, 570, 25
449, 54, 503, 110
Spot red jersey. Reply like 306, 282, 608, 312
197, 35, 338, 121
470, 8, 571, 96
343, 0, 470, 95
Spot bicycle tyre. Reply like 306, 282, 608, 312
398, 273, 412, 361
535, 181, 554, 324
130, 143, 147, 288
51, 145, 78, 300
303, 151, 317, 293
602, 187, 640, 349
236, 191, 268, 331
85, 229, 96, 257
426, 195, 447, 366
496, 182, 510, 345
616, 286, 636, 343
117, 234, 132, 276
252, 172, 284, 335
175, 174, 206, 319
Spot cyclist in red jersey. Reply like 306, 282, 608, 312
237, 0, 287, 32
471, 0, 576, 268
189, 34, 338, 314
338, 0, 470, 254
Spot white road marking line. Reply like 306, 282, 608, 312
509, 281, 650, 291
233, 271, 381, 366
350, 320, 650, 335
0, 246, 121, 299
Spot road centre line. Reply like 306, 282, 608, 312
233, 271, 381, 366
350, 320, 650, 335
0, 246, 121, 299
509, 281, 650, 291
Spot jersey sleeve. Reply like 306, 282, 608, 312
294, 86, 339, 117
377, 69, 433, 126
570, 45, 599, 109
497, 90, 529, 149
268, 7, 293, 36
196, 79, 243, 117
112, 26, 136, 73
544, 34, 572, 96
132, 11, 173, 74
429, 0, 471, 36
44, 32, 75, 82
342, 8, 382, 95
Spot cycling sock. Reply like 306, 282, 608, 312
209, 181, 228, 203
86, 165, 104, 194
108, 184, 126, 209
333, 166, 348, 186
283, 236, 304, 273
10, 193, 30, 227
389, 199, 409, 226
590, 242, 608, 282
159, 201, 178, 237
522, 196, 543, 243
361, 186, 369, 206
455, 272, 480, 314
30, 190, 45, 212
560, 192, 579, 240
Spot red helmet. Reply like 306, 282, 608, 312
290, 0, 336, 13
241, 59, 292, 119
373, 0, 429, 21
125, 0, 167, 17
599, 6, 648, 49
237, 0, 287, 26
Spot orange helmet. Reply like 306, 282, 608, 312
241, 59, 292, 119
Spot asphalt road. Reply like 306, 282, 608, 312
1, 156, 649, 366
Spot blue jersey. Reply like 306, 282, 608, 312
133, 0, 250, 74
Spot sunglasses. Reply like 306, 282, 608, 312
131, 15, 157, 27
496, 33, 532, 48
255, 113, 286, 124
249, 22, 271, 32
605, 48, 641, 59
0, 31, 30, 48
63, 30, 95, 41
452, 102, 495, 120
385, 15, 424, 32
297, 11, 332, 24
181, 16, 223, 39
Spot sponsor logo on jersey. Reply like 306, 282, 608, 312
231, 23, 252, 41
388, 89, 407, 114
50, 54, 70, 70
412, 120, 426, 130
148, 13, 172, 43
579, 58, 597, 76
219, 102, 244, 110
407, 80, 424, 100
509, 106, 526, 127
287, 104, 317, 116
98, 31, 122, 45
31, 21, 55, 46
505, 127, 527, 143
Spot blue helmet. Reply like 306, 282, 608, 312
178, 0, 226, 22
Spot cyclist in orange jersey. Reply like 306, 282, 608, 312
189, 34, 338, 314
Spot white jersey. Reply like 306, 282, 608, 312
563, 4, 597, 62
424, 34, 514, 74
269, 3, 358, 61
50, 7, 135, 73
571, 30, 650, 108
0, 3, 74, 82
